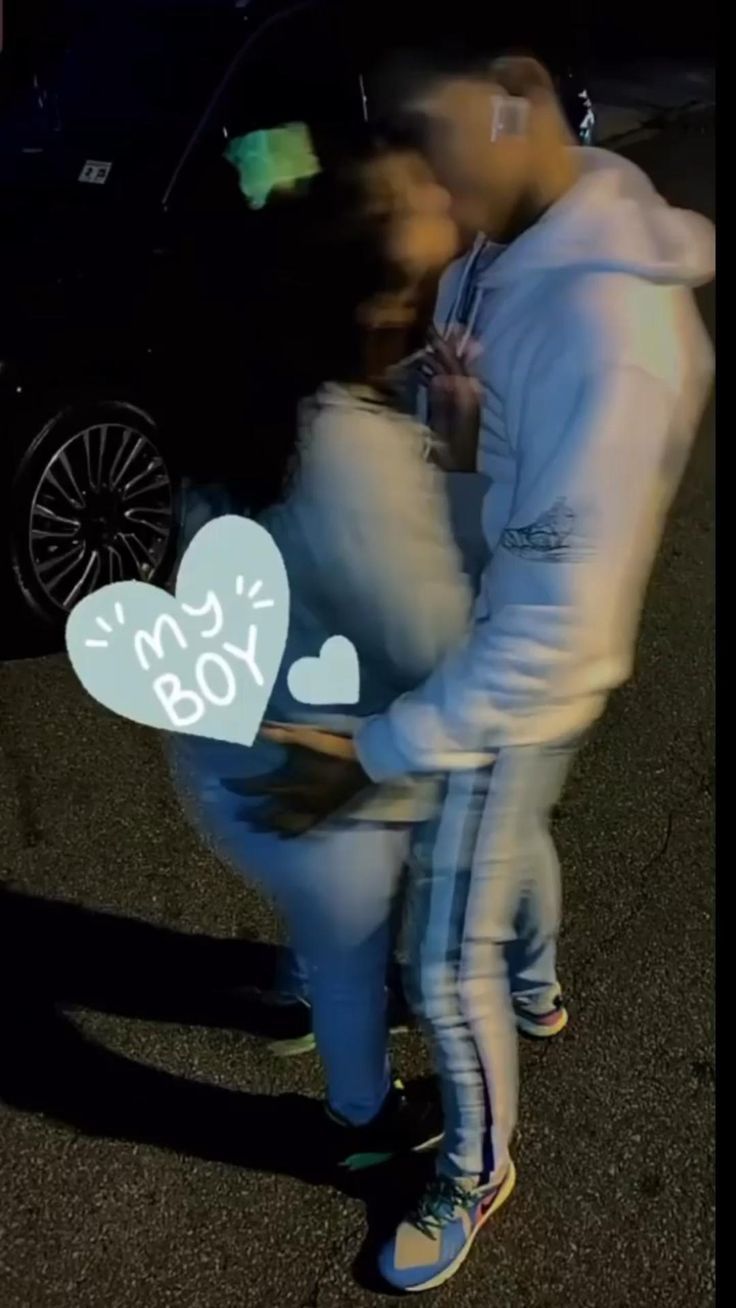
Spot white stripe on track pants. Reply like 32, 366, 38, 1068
403, 741, 578, 1187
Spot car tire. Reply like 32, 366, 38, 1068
9, 399, 181, 635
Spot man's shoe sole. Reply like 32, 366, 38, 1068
403, 1160, 517, 1293
515, 1007, 569, 1039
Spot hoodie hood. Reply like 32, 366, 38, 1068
474, 147, 715, 291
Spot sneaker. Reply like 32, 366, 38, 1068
378, 1164, 517, 1292
326, 1078, 443, 1172
515, 995, 569, 1039
268, 991, 412, 1058
261, 995, 317, 1057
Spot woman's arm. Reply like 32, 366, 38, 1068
305, 403, 472, 685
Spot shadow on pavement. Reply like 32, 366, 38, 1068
0, 882, 293, 1030
0, 886, 427, 1289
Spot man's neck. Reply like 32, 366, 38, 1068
495, 149, 581, 246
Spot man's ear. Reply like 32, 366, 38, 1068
490, 95, 531, 142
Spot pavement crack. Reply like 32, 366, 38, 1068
298, 1219, 365, 1308
576, 751, 712, 977
638, 810, 674, 878
576, 808, 675, 973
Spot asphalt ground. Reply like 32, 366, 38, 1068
0, 118, 715, 1307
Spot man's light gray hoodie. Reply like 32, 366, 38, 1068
357, 146, 715, 778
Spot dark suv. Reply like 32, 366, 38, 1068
0, 0, 595, 636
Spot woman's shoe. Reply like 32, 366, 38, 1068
326, 1077, 443, 1172
267, 991, 412, 1058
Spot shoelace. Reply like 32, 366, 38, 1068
410, 1177, 478, 1238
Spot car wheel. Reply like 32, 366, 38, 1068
10, 400, 180, 630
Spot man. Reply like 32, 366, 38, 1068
261, 54, 714, 1291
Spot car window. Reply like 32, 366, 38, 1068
171, 2, 363, 213
222, 6, 358, 138
0, 13, 236, 204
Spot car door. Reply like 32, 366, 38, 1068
159, 0, 365, 493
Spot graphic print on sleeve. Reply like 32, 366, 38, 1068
500, 499, 576, 561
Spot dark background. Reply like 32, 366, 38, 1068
0, 1, 717, 132
0, 3, 714, 1305
3, 0, 718, 63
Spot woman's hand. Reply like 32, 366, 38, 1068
231, 726, 369, 836
424, 327, 482, 473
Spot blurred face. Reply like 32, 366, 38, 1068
363, 150, 459, 285
412, 78, 533, 241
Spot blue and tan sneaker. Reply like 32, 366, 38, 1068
515, 994, 569, 1039
378, 1164, 517, 1292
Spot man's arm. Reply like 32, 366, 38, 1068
355, 358, 691, 780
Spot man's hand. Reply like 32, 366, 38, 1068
228, 727, 370, 836
260, 724, 358, 759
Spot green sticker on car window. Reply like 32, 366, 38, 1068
224, 122, 321, 209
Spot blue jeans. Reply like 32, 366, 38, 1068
170, 738, 410, 1125
405, 742, 576, 1186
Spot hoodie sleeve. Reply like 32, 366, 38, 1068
305, 405, 472, 686
355, 346, 708, 778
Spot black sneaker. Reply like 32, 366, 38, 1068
259, 995, 316, 1056
267, 991, 413, 1058
326, 1078, 444, 1172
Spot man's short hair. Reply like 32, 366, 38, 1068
370, 47, 488, 123
369, 48, 556, 143
489, 55, 556, 98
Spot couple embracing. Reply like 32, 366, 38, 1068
170, 52, 713, 1293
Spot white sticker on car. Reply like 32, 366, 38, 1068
79, 160, 113, 185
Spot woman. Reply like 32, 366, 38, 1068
169, 133, 472, 1167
